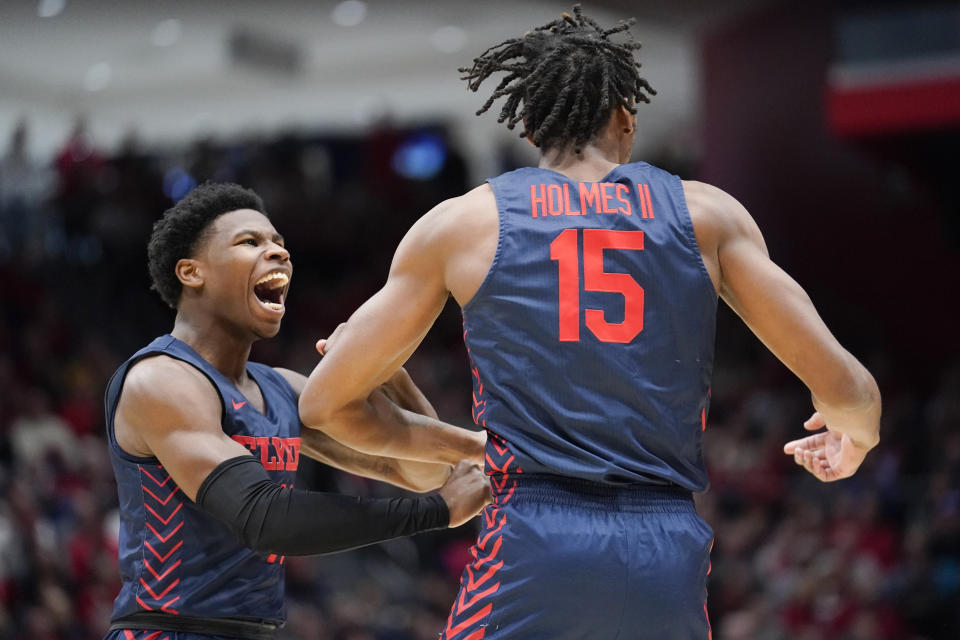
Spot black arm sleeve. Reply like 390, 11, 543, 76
195, 455, 449, 556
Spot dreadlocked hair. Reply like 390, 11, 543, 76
459, 4, 655, 153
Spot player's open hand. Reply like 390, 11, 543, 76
437, 460, 492, 527
783, 412, 870, 482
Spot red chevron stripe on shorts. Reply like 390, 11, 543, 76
138, 465, 183, 615
442, 433, 521, 639
123, 630, 169, 640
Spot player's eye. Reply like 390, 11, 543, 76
237, 238, 257, 246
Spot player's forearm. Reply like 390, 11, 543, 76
811, 362, 881, 449
300, 427, 405, 486
300, 427, 451, 492
381, 368, 439, 419
317, 398, 483, 466
393, 459, 454, 492
196, 456, 450, 556
380, 400, 485, 465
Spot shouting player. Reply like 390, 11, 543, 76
298, 6, 881, 639
103, 183, 488, 640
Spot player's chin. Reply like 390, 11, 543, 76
248, 310, 285, 339
249, 296, 286, 336
253, 319, 283, 339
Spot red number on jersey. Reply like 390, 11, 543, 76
549, 229, 645, 343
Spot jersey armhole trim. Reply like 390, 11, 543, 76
460, 179, 506, 315
671, 175, 719, 308
255, 364, 299, 404
108, 352, 228, 465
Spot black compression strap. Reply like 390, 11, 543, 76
195, 455, 449, 556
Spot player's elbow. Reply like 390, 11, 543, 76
298, 382, 352, 434
299, 395, 389, 455
298, 390, 334, 431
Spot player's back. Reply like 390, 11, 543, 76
462, 162, 716, 491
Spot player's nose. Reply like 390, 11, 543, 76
266, 242, 290, 262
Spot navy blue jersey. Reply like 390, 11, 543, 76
105, 335, 301, 627
463, 163, 716, 490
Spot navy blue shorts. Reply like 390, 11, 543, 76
441, 476, 714, 640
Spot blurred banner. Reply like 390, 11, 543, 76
827, 4, 960, 136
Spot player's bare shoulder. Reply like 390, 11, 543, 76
115, 354, 222, 456
411, 184, 499, 306
683, 180, 761, 240
421, 183, 497, 240
682, 180, 766, 292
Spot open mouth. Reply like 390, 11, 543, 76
253, 271, 289, 312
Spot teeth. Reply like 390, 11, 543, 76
263, 302, 283, 311
255, 272, 289, 288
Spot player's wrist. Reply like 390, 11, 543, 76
845, 431, 878, 453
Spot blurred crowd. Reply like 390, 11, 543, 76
0, 120, 957, 639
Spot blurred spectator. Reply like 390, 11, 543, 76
0, 120, 50, 263
8, 388, 76, 472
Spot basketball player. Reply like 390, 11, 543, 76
103, 182, 489, 640
298, 6, 881, 639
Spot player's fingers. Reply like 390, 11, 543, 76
327, 322, 347, 346
815, 452, 842, 482
806, 450, 826, 478
808, 452, 833, 482
803, 449, 817, 471
316, 323, 348, 356
811, 456, 830, 482
803, 411, 826, 431
784, 437, 810, 454
800, 450, 814, 475
794, 447, 807, 466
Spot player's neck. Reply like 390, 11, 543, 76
538, 142, 623, 183
171, 314, 253, 385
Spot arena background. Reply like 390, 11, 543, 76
1, 1, 958, 638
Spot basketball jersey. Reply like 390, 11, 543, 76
463, 163, 716, 491
105, 335, 301, 626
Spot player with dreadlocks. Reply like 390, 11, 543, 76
461, 4, 655, 154
299, 5, 881, 638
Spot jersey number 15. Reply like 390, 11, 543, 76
550, 229, 645, 344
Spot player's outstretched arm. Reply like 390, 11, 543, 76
276, 367, 452, 492
298, 197, 485, 466
685, 181, 881, 480
115, 356, 487, 555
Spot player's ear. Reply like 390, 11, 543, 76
175, 258, 204, 291
522, 117, 537, 148
614, 104, 635, 135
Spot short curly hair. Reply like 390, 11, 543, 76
147, 182, 266, 308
